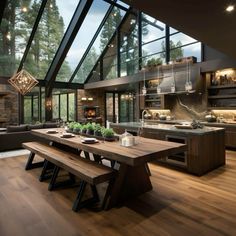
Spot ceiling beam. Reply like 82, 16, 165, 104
44, 0, 93, 97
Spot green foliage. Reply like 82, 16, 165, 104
86, 123, 95, 131
146, 58, 162, 67
160, 40, 184, 61
100, 7, 122, 50
101, 128, 114, 137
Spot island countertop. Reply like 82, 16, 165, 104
110, 122, 225, 176
110, 122, 224, 136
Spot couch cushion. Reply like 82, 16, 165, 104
28, 124, 44, 130
6, 125, 28, 133
43, 122, 58, 128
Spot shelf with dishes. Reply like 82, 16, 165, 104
207, 71, 236, 108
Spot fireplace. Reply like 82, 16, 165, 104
83, 106, 100, 118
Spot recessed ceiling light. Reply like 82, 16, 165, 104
226, 5, 234, 12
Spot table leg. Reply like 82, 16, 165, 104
104, 163, 153, 210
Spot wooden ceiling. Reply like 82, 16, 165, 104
122, 0, 236, 60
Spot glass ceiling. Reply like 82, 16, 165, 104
72, 6, 126, 83
56, 0, 111, 82
24, 0, 80, 80
0, 0, 201, 88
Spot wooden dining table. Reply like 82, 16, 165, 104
31, 128, 187, 209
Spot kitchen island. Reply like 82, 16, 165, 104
111, 122, 225, 176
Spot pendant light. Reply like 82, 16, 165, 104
185, 61, 192, 91
156, 65, 161, 94
142, 68, 147, 96
8, 68, 38, 95
170, 63, 175, 93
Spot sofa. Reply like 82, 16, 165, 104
0, 123, 58, 152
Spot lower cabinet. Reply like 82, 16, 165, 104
112, 125, 225, 176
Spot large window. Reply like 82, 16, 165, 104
23, 0, 79, 81
52, 89, 76, 122
23, 86, 45, 124
72, 5, 125, 83
0, 0, 42, 76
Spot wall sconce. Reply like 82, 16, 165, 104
81, 97, 87, 101
46, 98, 52, 111
88, 97, 93, 101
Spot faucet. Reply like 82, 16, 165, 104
141, 109, 148, 126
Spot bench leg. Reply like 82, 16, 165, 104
102, 178, 115, 210
25, 152, 44, 170
48, 169, 77, 191
39, 160, 55, 182
72, 181, 100, 212
48, 166, 61, 191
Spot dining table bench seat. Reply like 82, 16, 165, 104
22, 141, 116, 212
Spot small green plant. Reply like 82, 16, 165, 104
86, 123, 95, 135
81, 124, 87, 134
68, 122, 76, 131
94, 124, 102, 136
73, 123, 82, 133
102, 128, 114, 138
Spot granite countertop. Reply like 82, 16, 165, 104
111, 122, 224, 135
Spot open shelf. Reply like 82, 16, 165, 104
208, 95, 236, 99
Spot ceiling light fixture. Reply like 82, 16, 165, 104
8, 69, 38, 95
226, 5, 234, 12
156, 65, 161, 94
142, 68, 147, 96
22, 7, 28, 12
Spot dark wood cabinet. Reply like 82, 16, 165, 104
111, 124, 225, 176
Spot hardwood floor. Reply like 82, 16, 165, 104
0, 151, 236, 236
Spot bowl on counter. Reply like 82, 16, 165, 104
205, 115, 217, 122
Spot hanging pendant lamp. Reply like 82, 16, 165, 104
8, 69, 38, 95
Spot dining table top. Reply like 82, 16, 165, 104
32, 128, 187, 166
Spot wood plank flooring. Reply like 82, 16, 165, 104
0, 151, 236, 236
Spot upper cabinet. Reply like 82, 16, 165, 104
207, 68, 236, 109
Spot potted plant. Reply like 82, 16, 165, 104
102, 128, 115, 141
73, 123, 82, 134
86, 123, 95, 135
94, 124, 102, 136
68, 122, 76, 132
81, 124, 87, 134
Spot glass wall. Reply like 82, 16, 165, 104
119, 14, 139, 77
119, 93, 135, 122
169, 30, 201, 62
73, 6, 125, 83
23, 86, 44, 123
23, 0, 79, 81
52, 89, 76, 122
0, 0, 42, 76
57, 0, 111, 83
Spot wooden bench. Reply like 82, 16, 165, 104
22, 142, 116, 212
